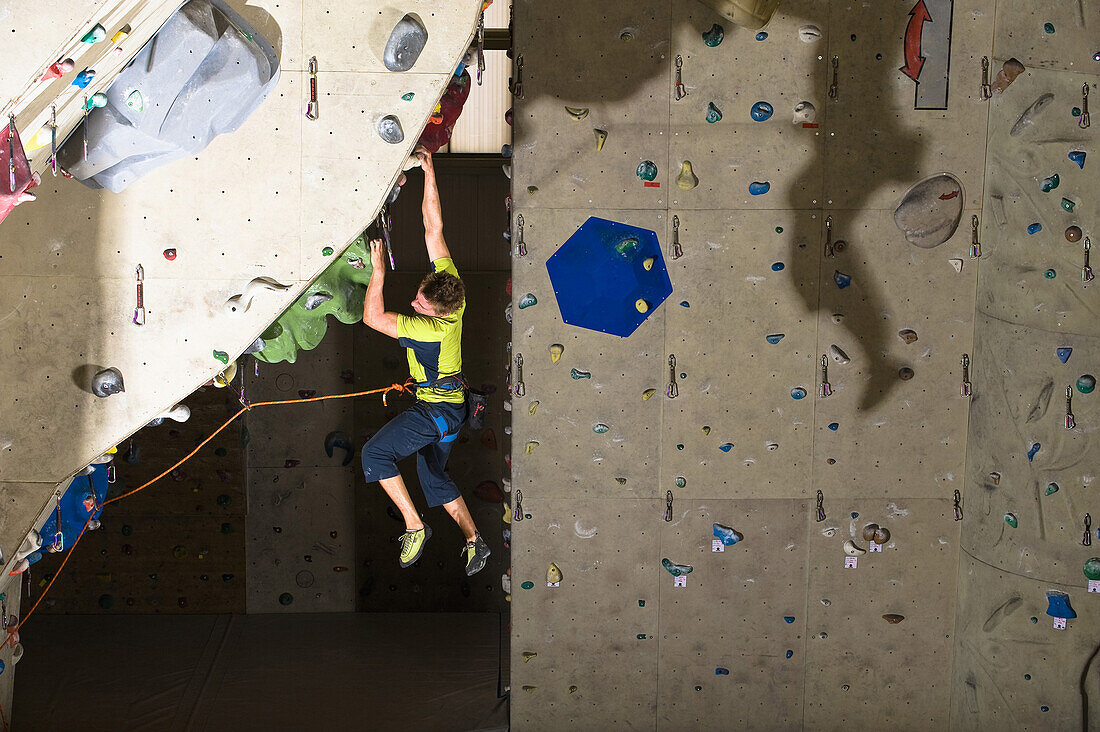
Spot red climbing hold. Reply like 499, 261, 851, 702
40, 58, 75, 81
417, 70, 473, 153
474, 480, 506, 503
163, 248, 177, 260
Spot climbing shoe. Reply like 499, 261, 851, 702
462, 534, 491, 576
397, 525, 432, 568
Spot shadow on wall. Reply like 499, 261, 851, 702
522, 1, 924, 412
224, 0, 283, 62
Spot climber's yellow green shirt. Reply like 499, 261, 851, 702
395, 257, 465, 404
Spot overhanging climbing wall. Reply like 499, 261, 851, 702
502, 0, 1063, 728
0, 0, 483, 711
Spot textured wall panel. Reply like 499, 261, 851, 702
511, 0, 671, 212
661, 210, 820, 499
511, 208, 667, 500
656, 499, 807, 731
804, 498, 959, 730
813, 207, 975, 500
512, 498, 662, 731
976, 67, 1096, 335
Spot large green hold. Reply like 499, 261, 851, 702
255, 235, 373, 364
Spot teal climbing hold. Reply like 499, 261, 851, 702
1046, 482, 1059, 495
636, 161, 658, 181
706, 102, 723, 123
661, 558, 693, 576
702, 24, 725, 47
765, 333, 785, 344
570, 368, 591, 379
1077, 374, 1096, 393
1040, 174, 1059, 192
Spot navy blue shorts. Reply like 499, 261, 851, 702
361, 400, 467, 507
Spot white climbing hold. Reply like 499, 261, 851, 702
843, 539, 866, 556
798, 25, 822, 42
225, 277, 293, 316
949, 258, 963, 273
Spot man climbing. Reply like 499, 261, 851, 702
361, 146, 491, 577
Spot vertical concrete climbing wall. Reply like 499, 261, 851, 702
951, 4, 1099, 728
244, 330, 358, 613
32, 383, 247, 614
508, 0, 1005, 728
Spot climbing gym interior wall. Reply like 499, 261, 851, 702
0, 0, 486, 716
508, 0, 1097, 729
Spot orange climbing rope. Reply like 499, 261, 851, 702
1, 378, 416, 652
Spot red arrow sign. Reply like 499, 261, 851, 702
900, 0, 932, 82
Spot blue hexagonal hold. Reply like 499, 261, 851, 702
546, 217, 673, 337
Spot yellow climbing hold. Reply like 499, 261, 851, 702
546, 562, 563, 584
635, 299, 650, 313
643, 257, 655, 270
568, 685, 578, 694
676, 160, 699, 190
523, 685, 537, 692
564, 106, 589, 121
549, 343, 564, 363
25, 127, 51, 152
213, 361, 238, 388
111, 26, 131, 44
503, 504, 512, 524
525, 440, 539, 454
528, 400, 539, 415
642, 388, 657, 400
522, 652, 537, 663
594, 128, 607, 151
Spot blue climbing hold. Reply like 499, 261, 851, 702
1027, 223, 1042, 235
783, 616, 795, 624
1045, 591, 1076, 619
719, 443, 734, 452
1069, 150, 1086, 168
786, 650, 794, 659
1027, 442, 1041, 462
715, 667, 730, 675
1041, 706, 1050, 713
765, 333, 785, 344
828, 422, 839, 431
771, 262, 785, 271
1057, 347, 1072, 363
791, 387, 807, 399
755, 31, 768, 41
748, 181, 771, 196
851, 512, 859, 519
834, 270, 851, 289
680, 301, 690, 308
713, 523, 742, 545
750, 101, 774, 122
